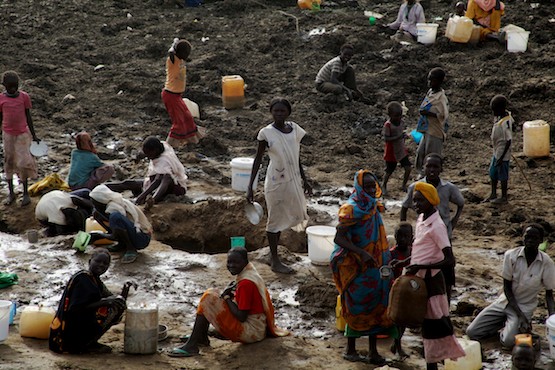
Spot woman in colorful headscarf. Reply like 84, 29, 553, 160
68, 132, 115, 190
465, 0, 505, 41
405, 182, 464, 369
330, 170, 393, 366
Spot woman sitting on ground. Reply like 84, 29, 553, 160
386, 0, 425, 41
106, 136, 187, 205
89, 185, 152, 264
465, 0, 505, 41
68, 132, 115, 190
49, 248, 126, 354
169, 247, 289, 357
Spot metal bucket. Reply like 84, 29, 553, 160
124, 302, 158, 354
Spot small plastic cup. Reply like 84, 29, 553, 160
73, 231, 91, 252
27, 230, 38, 244
230, 236, 246, 248
311, 1, 320, 10
369, 16, 376, 26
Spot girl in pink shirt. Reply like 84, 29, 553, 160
0, 71, 39, 206
405, 182, 464, 369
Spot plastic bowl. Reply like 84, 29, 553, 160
30, 141, 48, 157
245, 202, 263, 225
158, 324, 168, 341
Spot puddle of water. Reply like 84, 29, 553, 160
279, 288, 299, 307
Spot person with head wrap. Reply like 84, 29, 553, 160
68, 132, 115, 190
330, 170, 393, 366
404, 182, 465, 369
89, 185, 152, 264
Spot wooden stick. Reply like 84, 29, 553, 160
512, 154, 532, 191
278, 10, 300, 34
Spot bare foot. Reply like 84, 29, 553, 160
4, 193, 15, 206
482, 195, 496, 203
271, 261, 294, 274
368, 353, 386, 366
21, 194, 31, 206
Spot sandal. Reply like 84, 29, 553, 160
343, 353, 367, 362
121, 251, 138, 264
168, 347, 199, 358
178, 335, 210, 346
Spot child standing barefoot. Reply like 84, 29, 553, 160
486, 94, 513, 204
382, 101, 411, 195
415, 67, 449, 177
162, 38, 204, 149
0, 71, 39, 206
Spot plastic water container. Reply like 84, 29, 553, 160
85, 217, 112, 245
446, 16, 473, 43
546, 314, 555, 358
230, 157, 258, 192
469, 25, 481, 44
183, 98, 200, 119
444, 337, 482, 370
507, 30, 530, 52
306, 225, 336, 265
298, 0, 321, 9
523, 120, 550, 158
124, 302, 158, 354
335, 295, 346, 331
222, 75, 245, 110
19, 305, 56, 339
0, 300, 12, 342
416, 23, 439, 45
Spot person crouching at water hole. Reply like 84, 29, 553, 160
169, 247, 289, 357
405, 182, 465, 369
49, 248, 127, 354
246, 98, 312, 274
106, 136, 187, 206
331, 170, 394, 366
89, 185, 152, 264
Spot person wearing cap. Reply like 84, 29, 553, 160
403, 182, 464, 369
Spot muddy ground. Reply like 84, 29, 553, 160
1, 0, 555, 369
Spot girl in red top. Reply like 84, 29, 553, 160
382, 101, 411, 195
0, 71, 39, 206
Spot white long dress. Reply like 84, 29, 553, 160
257, 121, 308, 233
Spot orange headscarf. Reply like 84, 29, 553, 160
75, 132, 96, 153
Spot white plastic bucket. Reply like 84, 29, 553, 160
0, 300, 12, 342
230, 157, 258, 192
507, 31, 529, 52
183, 98, 200, 119
306, 225, 336, 265
546, 314, 555, 358
416, 23, 439, 45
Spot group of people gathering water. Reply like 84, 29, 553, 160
0, 1, 549, 368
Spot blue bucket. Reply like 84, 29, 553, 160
410, 129, 423, 144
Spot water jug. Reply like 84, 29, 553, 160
124, 301, 158, 354
468, 25, 481, 44
222, 75, 245, 110
444, 337, 482, 370
447, 16, 473, 43
335, 295, 346, 331
298, 0, 321, 10
523, 120, 550, 158
19, 305, 56, 339
85, 217, 112, 245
